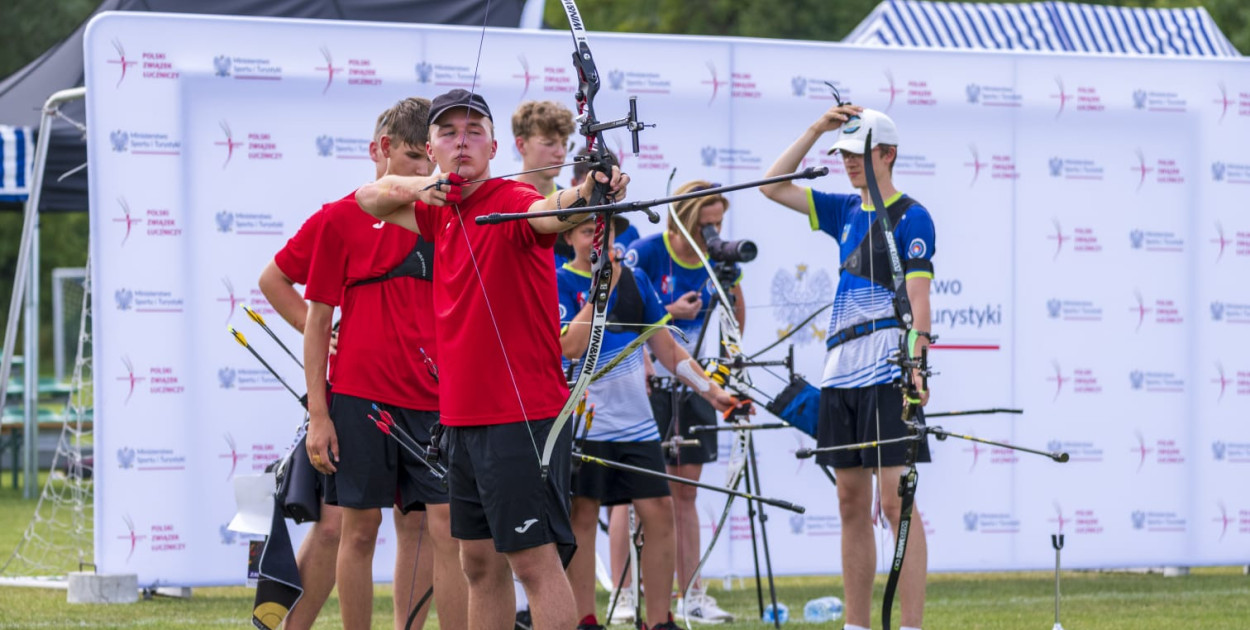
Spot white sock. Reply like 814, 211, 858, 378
901, 626, 923, 630
514, 578, 528, 611
845, 625, 871, 630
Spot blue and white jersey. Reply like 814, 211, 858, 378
808, 189, 935, 389
557, 264, 672, 442
623, 231, 741, 358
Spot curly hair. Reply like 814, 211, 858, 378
511, 100, 576, 140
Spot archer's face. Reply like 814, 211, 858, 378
565, 221, 615, 264
516, 133, 570, 172
384, 139, 434, 178
427, 111, 497, 180
839, 147, 892, 190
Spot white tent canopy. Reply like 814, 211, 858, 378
845, 0, 1241, 56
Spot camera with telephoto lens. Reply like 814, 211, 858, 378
701, 224, 757, 264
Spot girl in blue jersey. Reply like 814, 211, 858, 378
622, 181, 746, 622
557, 216, 734, 630
760, 105, 934, 630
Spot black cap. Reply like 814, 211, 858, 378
427, 89, 493, 127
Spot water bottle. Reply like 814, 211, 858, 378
762, 602, 789, 624
803, 596, 844, 622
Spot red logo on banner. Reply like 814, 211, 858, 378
701, 62, 729, 105
316, 45, 342, 94
107, 39, 139, 88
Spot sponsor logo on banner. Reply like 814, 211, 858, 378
415, 59, 478, 88
1212, 440, 1250, 463
1129, 289, 1182, 331
701, 62, 730, 104
116, 355, 147, 404
1047, 219, 1101, 259
214, 121, 246, 167
964, 146, 988, 185
789, 513, 841, 537
117, 515, 149, 562
215, 210, 284, 236
606, 67, 674, 94
1050, 78, 1106, 116
770, 264, 833, 347
790, 76, 847, 101
631, 138, 669, 171
1050, 504, 1103, 535
963, 511, 1020, 534
929, 279, 1002, 351
1212, 82, 1250, 122
1210, 363, 1250, 401
1131, 88, 1187, 113
965, 83, 1022, 108
514, 55, 538, 97
1047, 361, 1100, 399
894, 153, 935, 177
1049, 439, 1104, 463
698, 146, 763, 171
114, 288, 184, 313
1130, 148, 1184, 189
218, 277, 242, 323
108, 129, 181, 156
110, 196, 184, 242
1209, 300, 1250, 324
148, 523, 187, 553
1210, 160, 1250, 184
1047, 156, 1105, 180
113, 198, 141, 245
1130, 431, 1185, 471
107, 39, 178, 86
116, 445, 188, 472
221, 365, 287, 392
219, 433, 247, 480
213, 54, 282, 81
727, 67, 761, 100
1130, 509, 1187, 533
963, 438, 1018, 470
1046, 298, 1103, 322
879, 70, 902, 110
315, 45, 342, 93
1127, 369, 1185, 394
314, 135, 371, 160
1129, 228, 1183, 253
1212, 502, 1250, 540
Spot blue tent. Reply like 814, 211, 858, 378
0, 125, 33, 203
845, 1, 1240, 57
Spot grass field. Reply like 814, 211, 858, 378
2, 477, 1247, 629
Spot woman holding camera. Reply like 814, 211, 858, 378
621, 180, 747, 623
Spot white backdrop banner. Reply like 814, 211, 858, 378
84, 12, 1250, 587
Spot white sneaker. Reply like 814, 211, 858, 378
677, 588, 735, 624
608, 589, 636, 625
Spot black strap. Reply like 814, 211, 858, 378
840, 196, 919, 290
825, 316, 901, 350
353, 236, 435, 287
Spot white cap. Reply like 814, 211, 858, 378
826, 108, 900, 155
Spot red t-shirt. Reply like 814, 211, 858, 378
305, 193, 438, 411
274, 210, 324, 285
413, 179, 569, 426
273, 210, 338, 384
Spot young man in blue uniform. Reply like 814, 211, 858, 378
760, 105, 935, 630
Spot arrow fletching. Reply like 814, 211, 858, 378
228, 326, 248, 347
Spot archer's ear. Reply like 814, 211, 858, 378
490, 139, 498, 160
514, 136, 526, 155
378, 135, 392, 159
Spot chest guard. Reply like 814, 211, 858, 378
840, 197, 917, 290
353, 236, 435, 287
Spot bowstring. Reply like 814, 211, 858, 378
865, 145, 890, 596
448, 0, 544, 465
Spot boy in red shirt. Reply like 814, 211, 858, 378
301, 98, 467, 630
258, 100, 440, 630
353, 89, 629, 630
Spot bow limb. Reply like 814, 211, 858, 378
862, 129, 923, 630
588, 322, 671, 385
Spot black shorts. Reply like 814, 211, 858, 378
650, 383, 718, 466
574, 440, 671, 505
816, 383, 932, 469
446, 418, 576, 556
323, 393, 447, 512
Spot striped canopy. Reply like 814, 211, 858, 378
845, 1, 1241, 57
0, 125, 34, 202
